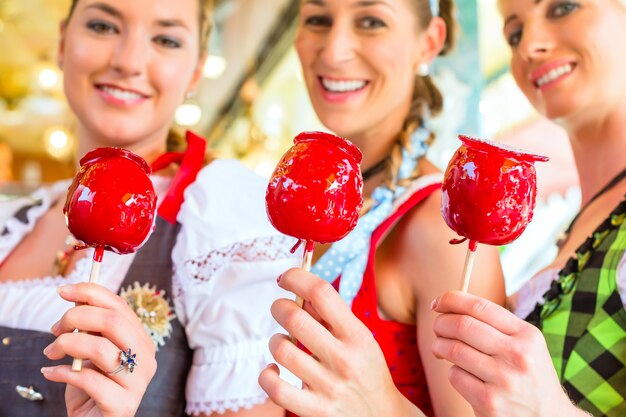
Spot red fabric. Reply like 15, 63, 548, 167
288, 182, 441, 417
151, 130, 206, 224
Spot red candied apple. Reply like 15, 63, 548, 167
441, 135, 549, 248
266, 131, 364, 245
64, 147, 157, 255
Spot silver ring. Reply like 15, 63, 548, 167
108, 348, 138, 374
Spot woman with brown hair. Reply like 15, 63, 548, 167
260, 1, 504, 416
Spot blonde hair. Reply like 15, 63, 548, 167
382, 0, 456, 193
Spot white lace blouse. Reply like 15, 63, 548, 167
0, 159, 300, 415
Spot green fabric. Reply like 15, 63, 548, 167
541, 209, 626, 417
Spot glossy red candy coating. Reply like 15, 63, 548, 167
64, 147, 157, 254
441, 135, 549, 246
266, 131, 364, 244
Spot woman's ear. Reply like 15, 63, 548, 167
414, 16, 447, 71
57, 20, 68, 70
186, 52, 207, 94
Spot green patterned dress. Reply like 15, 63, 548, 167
525, 197, 626, 417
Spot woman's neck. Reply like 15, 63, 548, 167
348, 132, 397, 200
75, 125, 168, 169
565, 107, 626, 206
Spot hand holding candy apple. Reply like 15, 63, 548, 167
266, 131, 363, 330
64, 147, 157, 370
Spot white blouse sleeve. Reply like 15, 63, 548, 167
172, 160, 301, 415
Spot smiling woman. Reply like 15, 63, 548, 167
260, 0, 626, 416
58, 0, 207, 161
259, 1, 505, 417
0, 0, 299, 417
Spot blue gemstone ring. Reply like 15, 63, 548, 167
108, 348, 138, 374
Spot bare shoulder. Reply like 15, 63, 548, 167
395, 161, 505, 305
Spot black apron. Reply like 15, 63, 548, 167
0, 216, 193, 417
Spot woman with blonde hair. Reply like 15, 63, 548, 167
262, 0, 626, 416
0, 0, 297, 416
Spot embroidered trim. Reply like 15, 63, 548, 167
526, 198, 626, 327
174, 234, 298, 300
0, 181, 70, 260
184, 234, 298, 282
0, 254, 92, 289
186, 394, 269, 415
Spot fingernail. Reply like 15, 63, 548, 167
430, 297, 440, 311
57, 285, 67, 294
43, 343, 52, 356
277, 274, 283, 284
50, 321, 60, 334
40, 367, 52, 375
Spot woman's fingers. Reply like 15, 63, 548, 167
51, 304, 147, 354
432, 336, 499, 383
57, 283, 137, 323
268, 333, 331, 389
433, 313, 509, 357
259, 363, 323, 417
271, 297, 342, 365
278, 268, 368, 339
50, 300, 156, 386
43, 331, 144, 388
433, 291, 526, 336
446, 365, 493, 413
41, 364, 138, 416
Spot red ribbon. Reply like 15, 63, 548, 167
151, 130, 207, 224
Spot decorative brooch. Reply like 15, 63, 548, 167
119, 282, 175, 349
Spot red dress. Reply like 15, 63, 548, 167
288, 182, 440, 417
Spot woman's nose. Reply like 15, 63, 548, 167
319, 24, 357, 66
110, 31, 148, 76
518, 21, 556, 62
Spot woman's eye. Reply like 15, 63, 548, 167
154, 36, 181, 49
357, 16, 386, 29
304, 15, 332, 27
507, 29, 522, 47
87, 20, 118, 34
551, 1, 579, 18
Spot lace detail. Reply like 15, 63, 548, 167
185, 234, 298, 282
186, 394, 269, 415
0, 181, 71, 261
509, 268, 558, 319
173, 234, 298, 300
0, 249, 93, 288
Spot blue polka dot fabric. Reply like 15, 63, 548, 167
311, 127, 431, 306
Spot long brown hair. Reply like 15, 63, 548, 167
383, 0, 456, 193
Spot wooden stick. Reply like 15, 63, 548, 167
461, 243, 476, 293
294, 248, 313, 308
290, 242, 314, 344
72, 247, 104, 372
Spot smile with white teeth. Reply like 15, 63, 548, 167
321, 78, 367, 93
535, 64, 574, 88
99, 86, 144, 101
